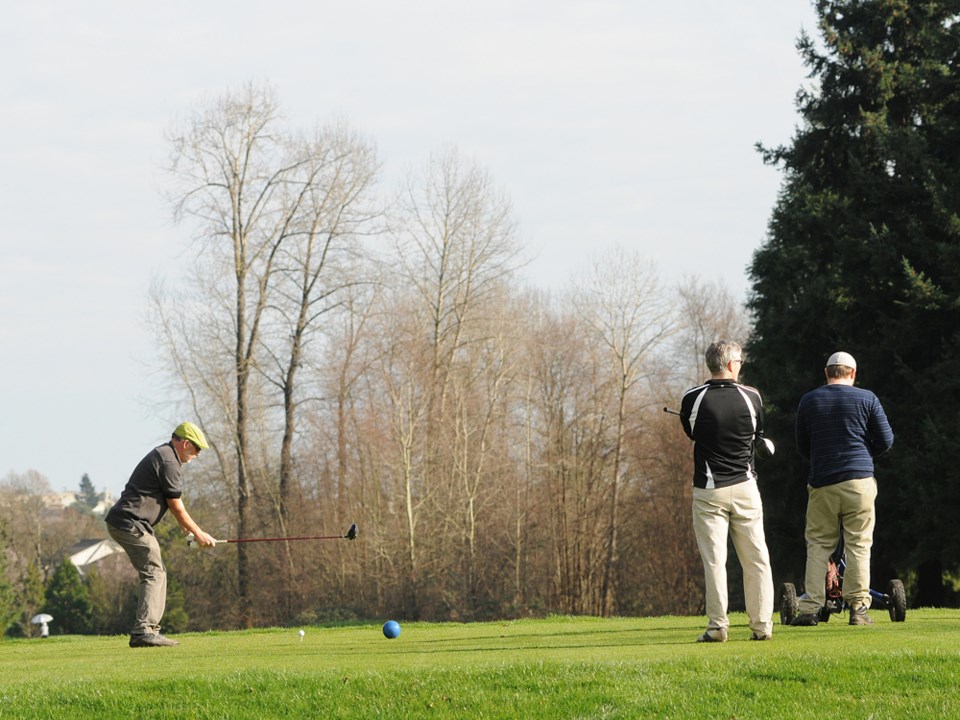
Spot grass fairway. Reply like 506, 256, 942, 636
1, 610, 959, 719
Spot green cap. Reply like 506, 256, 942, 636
173, 422, 209, 450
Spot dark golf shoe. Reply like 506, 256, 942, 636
789, 613, 820, 626
849, 605, 875, 626
130, 633, 180, 648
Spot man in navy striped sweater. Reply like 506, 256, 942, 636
792, 351, 894, 627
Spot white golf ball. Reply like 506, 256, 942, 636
298, 629, 305, 639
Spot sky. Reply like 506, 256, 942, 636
0, 0, 820, 497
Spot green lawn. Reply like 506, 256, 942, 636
1, 610, 958, 719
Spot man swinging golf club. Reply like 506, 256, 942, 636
106, 422, 217, 648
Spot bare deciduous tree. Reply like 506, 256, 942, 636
159, 82, 380, 624
672, 275, 749, 389
252, 123, 380, 617
143, 85, 762, 627
374, 147, 523, 618
570, 248, 676, 615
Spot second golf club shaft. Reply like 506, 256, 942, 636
220, 534, 346, 543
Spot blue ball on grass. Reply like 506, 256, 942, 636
382, 620, 401, 639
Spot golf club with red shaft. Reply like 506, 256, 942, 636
187, 523, 358, 547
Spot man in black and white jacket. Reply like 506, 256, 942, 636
679, 340, 774, 642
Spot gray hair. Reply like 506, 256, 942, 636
705, 340, 743, 374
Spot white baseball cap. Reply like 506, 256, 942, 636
826, 351, 857, 369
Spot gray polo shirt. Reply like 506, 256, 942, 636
105, 442, 183, 533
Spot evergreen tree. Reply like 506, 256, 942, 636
44, 559, 93, 634
0, 525, 17, 637
86, 566, 137, 635
748, 0, 960, 605
15, 561, 46, 638
77, 473, 98, 509
85, 567, 111, 634
161, 577, 190, 634
155, 521, 190, 632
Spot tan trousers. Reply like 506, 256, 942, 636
692, 480, 774, 637
798, 477, 877, 614
106, 522, 167, 637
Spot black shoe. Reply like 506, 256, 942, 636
849, 605, 875, 626
130, 633, 180, 647
789, 613, 820, 626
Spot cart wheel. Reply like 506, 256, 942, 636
818, 605, 831, 623
888, 579, 907, 622
780, 582, 798, 625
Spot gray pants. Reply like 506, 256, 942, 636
106, 522, 167, 637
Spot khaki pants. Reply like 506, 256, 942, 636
692, 481, 774, 637
798, 477, 877, 614
106, 522, 167, 637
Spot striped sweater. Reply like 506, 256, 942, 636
795, 383, 894, 488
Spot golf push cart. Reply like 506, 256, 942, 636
779, 533, 907, 624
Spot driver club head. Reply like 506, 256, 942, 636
346, 523, 358, 541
